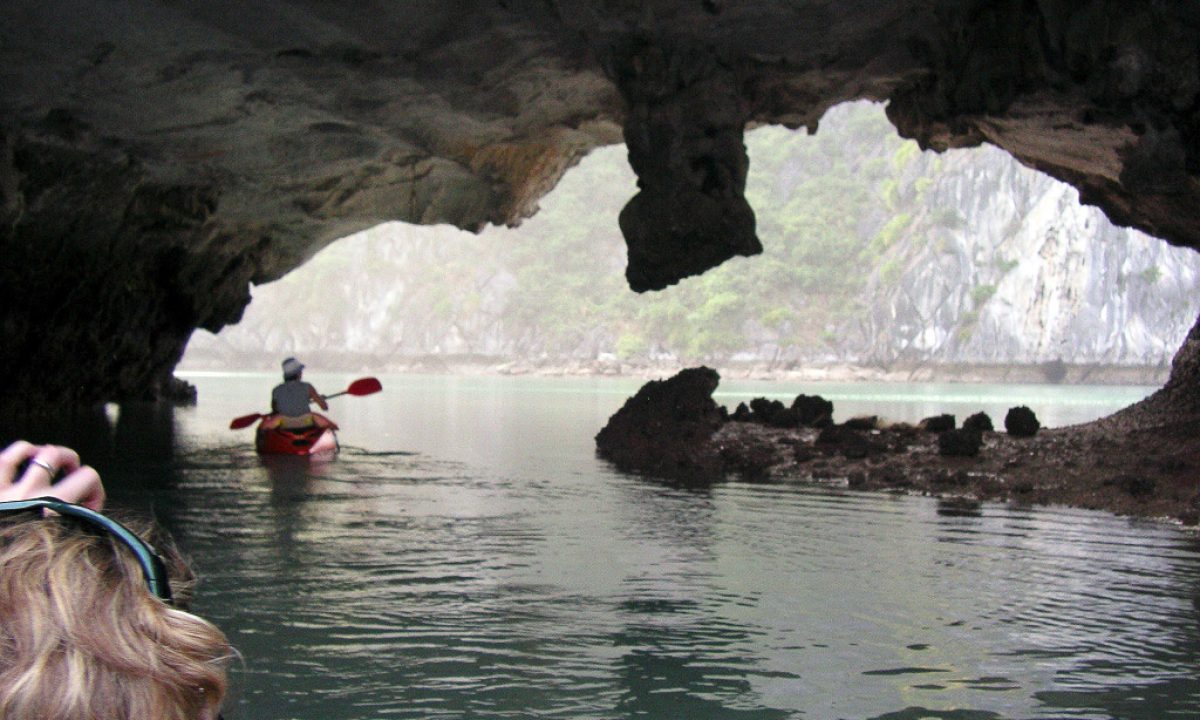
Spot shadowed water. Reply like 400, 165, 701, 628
16, 373, 1199, 719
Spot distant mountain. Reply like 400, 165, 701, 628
183, 103, 1200, 371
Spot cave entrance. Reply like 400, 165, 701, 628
182, 101, 1200, 415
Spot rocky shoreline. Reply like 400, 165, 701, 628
178, 353, 1173, 386
595, 367, 1200, 529
182, 351, 1200, 525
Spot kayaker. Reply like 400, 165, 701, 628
269, 356, 330, 429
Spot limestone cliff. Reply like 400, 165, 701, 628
853, 146, 1200, 367
2, 1, 1200, 417
184, 117, 1200, 370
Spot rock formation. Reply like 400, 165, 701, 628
2, 1, 1200, 419
593, 366, 726, 480
595, 367, 1200, 524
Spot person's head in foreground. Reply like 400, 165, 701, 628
0, 440, 234, 720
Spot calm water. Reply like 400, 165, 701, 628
35, 373, 1200, 719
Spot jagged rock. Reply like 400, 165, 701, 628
930, 470, 972, 489
938, 428, 982, 457
1185, 494, 1200, 527
816, 425, 882, 459
719, 433, 780, 480
748, 397, 795, 427
792, 394, 835, 427
963, 412, 994, 433
920, 414, 956, 432
594, 366, 725, 481
741, 395, 836, 428
1005, 406, 1041, 437
1101, 474, 1156, 499
630, 389, 1198, 523
163, 377, 199, 406
843, 415, 879, 431
610, 38, 761, 291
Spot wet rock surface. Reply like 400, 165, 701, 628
962, 412, 994, 433
593, 366, 726, 482
937, 428, 982, 457
1004, 406, 1041, 437
597, 366, 1200, 526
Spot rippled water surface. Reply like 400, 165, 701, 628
86, 373, 1200, 719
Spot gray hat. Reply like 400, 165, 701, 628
282, 357, 305, 378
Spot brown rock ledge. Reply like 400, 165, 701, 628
596, 367, 1200, 527
711, 416, 1200, 527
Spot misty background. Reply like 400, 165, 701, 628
182, 102, 1200, 376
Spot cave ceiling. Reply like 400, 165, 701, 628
2, 0, 1199, 412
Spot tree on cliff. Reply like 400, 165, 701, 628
184, 103, 1200, 369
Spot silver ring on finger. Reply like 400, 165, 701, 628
27, 458, 56, 477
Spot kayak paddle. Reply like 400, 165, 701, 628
228, 377, 383, 429
322, 376, 383, 400
229, 412, 267, 430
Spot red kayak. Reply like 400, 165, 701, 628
255, 414, 339, 456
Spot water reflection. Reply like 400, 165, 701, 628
0, 405, 116, 467
260, 454, 324, 561
111, 402, 180, 462
2, 375, 1199, 719
0, 401, 195, 531
865, 708, 1003, 719
615, 644, 792, 719
608, 482, 793, 717
926, 506, 1200, 719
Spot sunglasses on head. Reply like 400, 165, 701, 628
0, 497, 174, 605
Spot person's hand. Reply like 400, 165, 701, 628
0, 441, 105, 510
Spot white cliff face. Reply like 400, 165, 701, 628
186, 113, 1200, 369
863, 145, 1200, 366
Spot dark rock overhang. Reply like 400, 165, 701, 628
1, 1, 1198, 414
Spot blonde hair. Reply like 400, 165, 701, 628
0, 513, 233, 720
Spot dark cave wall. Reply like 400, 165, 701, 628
885, 1, 1200, 251
0, 131, 256, 409
1, 0, 1199, 415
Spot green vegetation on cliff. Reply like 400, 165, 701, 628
187, 102, 1200, 368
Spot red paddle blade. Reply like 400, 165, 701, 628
230, 413, 264, 430
346, 377, 382, 396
